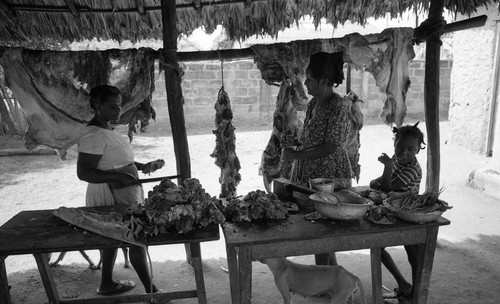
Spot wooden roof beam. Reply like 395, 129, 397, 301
64, 0, 80, 18
8, 0, 269, 14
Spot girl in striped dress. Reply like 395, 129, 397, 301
369, 123, 425, 194
369, 122, 425, 302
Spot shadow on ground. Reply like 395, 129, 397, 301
6, 234, 500, 304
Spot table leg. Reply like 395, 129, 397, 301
226, 245, 239, 304
0, 255, 12, 304
238, 246, 252, 304
370, 248, 383, 304
412, 227, 439, 304
189, 242, 207, 304
185, 243, 193, 265
34, 253, 60, 304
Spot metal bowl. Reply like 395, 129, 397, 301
383, 200, 443, 224
309, 192, 372, 220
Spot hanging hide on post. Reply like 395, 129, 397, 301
0, 48, 157, 157
211, 85, 241, 198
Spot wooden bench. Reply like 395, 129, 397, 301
0, 208, 220, 304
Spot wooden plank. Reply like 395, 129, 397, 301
222, 213, 450, 247
178, 48, 255, 62
412, 227, 439, 304
161, 0, 191, 183
238, 246, 252, 304
0, 225, 219, 256
424, 0, 445, 190
370, 248, 383, 304
34, 253, 60, 304
226, 245, 239, 304
0, 256, 11, 304
189, 243, 207, 304
250, 229, 427, 259
58, 290, 198, 304
0, 209, 219, 256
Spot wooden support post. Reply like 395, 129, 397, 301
0, 256, 12, 304
424, 0, 444, 190
160, 0, 191, 183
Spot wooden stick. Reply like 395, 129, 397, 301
443, 15, 487, 35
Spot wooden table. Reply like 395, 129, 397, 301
0, 207, 220, 304
222, 213, 450, 304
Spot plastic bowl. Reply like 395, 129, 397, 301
310, 192, 372, 220
309, 178, 335, 193
383, 200, 443, 224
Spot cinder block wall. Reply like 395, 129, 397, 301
152, 59, 452, 132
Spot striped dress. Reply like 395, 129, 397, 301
390, 156, 422, 193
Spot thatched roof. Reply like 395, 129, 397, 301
1, 0, 499, 48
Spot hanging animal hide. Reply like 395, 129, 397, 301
251, 28, 415, 127
0, 48, 157, 158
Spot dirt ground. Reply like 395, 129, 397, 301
1, 121, 500, 304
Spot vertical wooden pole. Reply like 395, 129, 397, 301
424, 0, 444, 190
161, 0, 191, 183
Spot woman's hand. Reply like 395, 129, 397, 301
142, 159, 165, 174
112, 173, 139, 188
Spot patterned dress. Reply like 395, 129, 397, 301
290, 94, 353, 188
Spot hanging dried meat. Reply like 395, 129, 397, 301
210, 86, 241, 198
259, 80, 303, 192
345, 91, 364, 183
0, 48, 157, 157
251, 28, 415, 127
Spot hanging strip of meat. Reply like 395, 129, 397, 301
210, 86, 241, 198
259, 80, 303, 192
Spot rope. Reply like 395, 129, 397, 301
217, 49, 224, 88
158, 48, 185, 79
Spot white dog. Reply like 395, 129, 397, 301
261, 257, 366, 304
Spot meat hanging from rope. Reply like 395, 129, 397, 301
259, 80, 303, 192
210, 86, 241, 198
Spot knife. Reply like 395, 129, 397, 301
138, 175, 181, 184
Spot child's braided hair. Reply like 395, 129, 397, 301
392, 121, 426, 150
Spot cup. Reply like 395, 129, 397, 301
309, 178, 335, 193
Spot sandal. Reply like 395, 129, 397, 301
97, 280, 135, 296
383, 287, 412, 299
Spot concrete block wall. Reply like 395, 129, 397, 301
152, 58, 452, 132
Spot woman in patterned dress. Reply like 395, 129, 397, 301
282, 52, 354, 265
